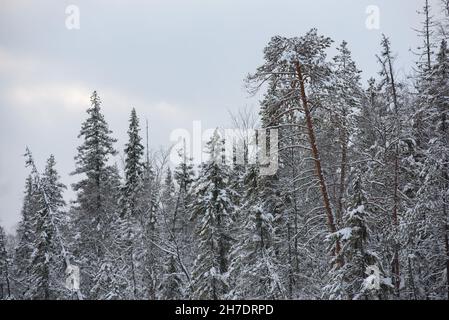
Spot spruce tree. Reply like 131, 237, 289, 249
228, 165, 286, 299
13, 174, 37, 298
71, 91, 118, 298
326, 168, 385, 300
21, 152, 69, 299
416, 39, 449, 299
121, 108, 145, 219
160, 168, 184, 299
118, 108, 146, 299
191, 130, 235, 299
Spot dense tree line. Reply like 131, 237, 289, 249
0, 0, 448, 300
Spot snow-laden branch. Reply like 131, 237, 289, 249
25, 148, 84, 300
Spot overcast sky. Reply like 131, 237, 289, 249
0, 0, 434, 233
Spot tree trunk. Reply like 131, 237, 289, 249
337, 110, 348, 227
392, 145, 401, 296
424, 0, 432, 71
442, 112, 449, 300
294, 61, 341, 259
385, 42, 401, 297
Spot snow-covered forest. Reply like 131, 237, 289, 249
1, 0, 449, 300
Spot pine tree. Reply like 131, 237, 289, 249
247, 29, 341, 266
